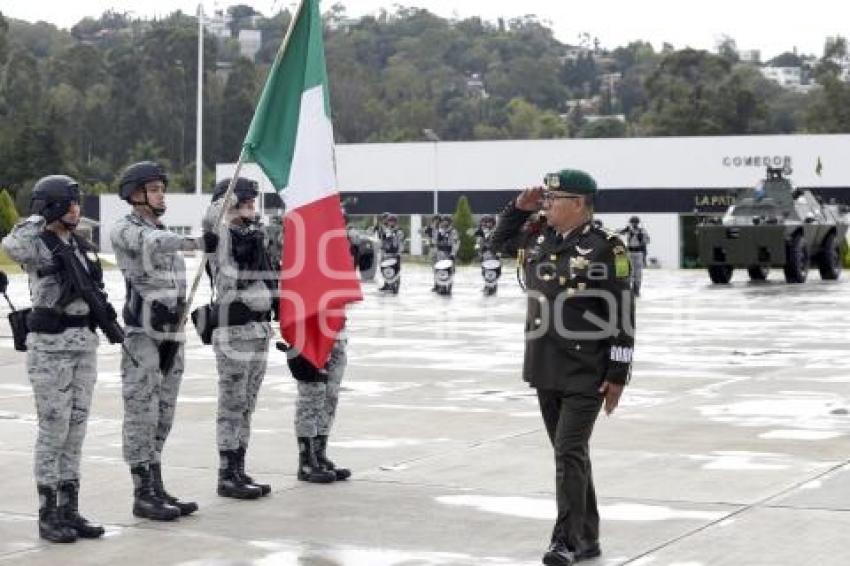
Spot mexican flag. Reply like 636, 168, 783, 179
242, 0, 361, 368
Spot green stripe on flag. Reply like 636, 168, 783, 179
242, 0, 330, 190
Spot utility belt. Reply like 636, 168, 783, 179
8, 307, 94, 350
628, 246, 647, 253
191, 301, 271, 345
123, 286, 183, 331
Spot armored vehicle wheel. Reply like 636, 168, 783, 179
708, 265, 733, 284
817, 233, 842, 280
784, 234, 809, 284
747, 265, 769, 281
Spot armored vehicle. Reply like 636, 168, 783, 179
696, 167, 848, 284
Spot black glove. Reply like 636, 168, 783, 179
0, 270, 8, 294
284, 347, 328, 383
202, 232, 219, 253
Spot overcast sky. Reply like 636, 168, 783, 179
2, 0, 848, 59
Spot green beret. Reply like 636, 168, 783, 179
544, 169, 597, 194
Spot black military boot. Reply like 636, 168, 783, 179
130, 464, 181, 521
315, 435, 351, 481
37, 485, 77, 543
236, 446, 271, 496
217, 450, 262, 500
150, 463, 198, 516
297, 437, 336, 483
57, 480, 104, 538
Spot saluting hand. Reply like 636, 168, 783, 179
516, 187, 544, 211
599, 381, 624, 415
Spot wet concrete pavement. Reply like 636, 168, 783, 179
0, 263, 848, 565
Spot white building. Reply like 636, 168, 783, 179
760, 66, 802, 87
94, 134, 850, 270
238, 29, 262, 61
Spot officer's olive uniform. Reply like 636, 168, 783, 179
493, 202, 635, 552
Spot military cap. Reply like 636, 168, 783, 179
544, 169, 597, 195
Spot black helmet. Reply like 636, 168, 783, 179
212, 177, 259, 204
118, 161, 168, 201
440, 214, 452, 223
629, 215, 640, 224
30, 175, 81, 223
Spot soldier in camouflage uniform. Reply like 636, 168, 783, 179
290, 336, 350, 483
492, 169, 635, 566
1, 175, 105, 543
272, 209, 350, 483
110, 161, 212, 521
202, 177, 274, 499
263, 214, 283, 273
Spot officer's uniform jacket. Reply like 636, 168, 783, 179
110, 211, 190, 333
1, 216, 98, 351
203, 201, 273, 341
493, 202, 635, 393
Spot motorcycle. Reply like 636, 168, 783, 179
432, 251, 455, 296
379, 253, 401, 294
480, 251, 502, 296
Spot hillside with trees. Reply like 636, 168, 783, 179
1, 4, 849, 209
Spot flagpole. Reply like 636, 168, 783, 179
176, 0, 308, 332
195, 3, 204, 196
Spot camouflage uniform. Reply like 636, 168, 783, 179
1, 216, 99, 487
110, 211, 192, 466
263, 216, 283, 273
203, 201, 273, 453
294, 336, 347, 438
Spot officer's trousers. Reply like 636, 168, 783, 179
28, 346, 97, 486
213, 330, 270, 451
120, 331, 185, 466
537, 389, 603, 550
294, 339, 346, 438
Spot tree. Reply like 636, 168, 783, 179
0, 189, 19, 236
578, 118, 627, 138
453, 196, 476, 264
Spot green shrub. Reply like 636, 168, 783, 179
453, 196, 476, 264
0, 189, 20, 237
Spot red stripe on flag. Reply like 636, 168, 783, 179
278, 193, 362, 368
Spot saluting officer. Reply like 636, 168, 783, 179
110, 161, 212, 521
1, 175, 105, 542
492, 169, 635, 566
203, 177, 275, 500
